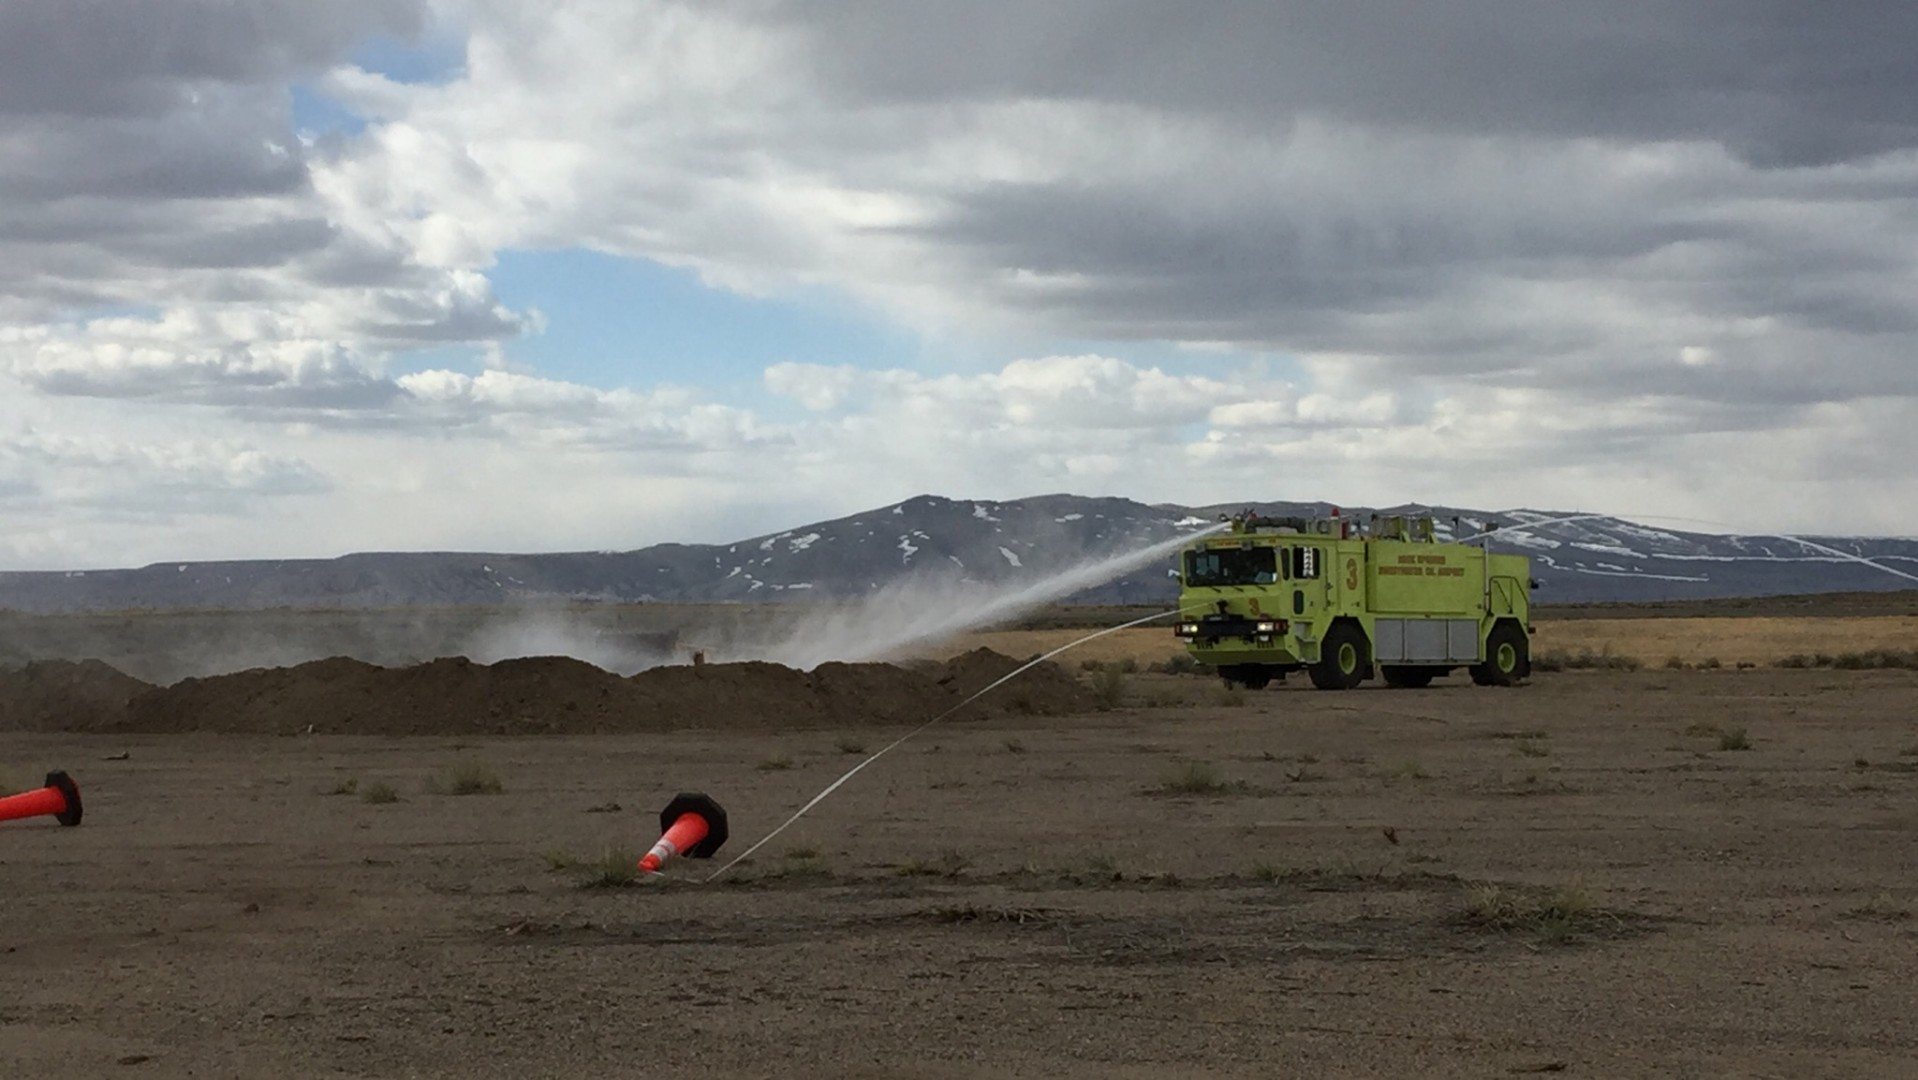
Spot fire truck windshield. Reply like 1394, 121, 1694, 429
1184, 547, 1279, 586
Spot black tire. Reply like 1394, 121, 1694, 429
1381, 665, 1436, 689
1220, 665, 1273, 691
1470, 621, 1531, 686
1307, 622, 1369, 690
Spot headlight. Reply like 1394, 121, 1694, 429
1175, 622, 1200, 636
1255, 620, 1276, 633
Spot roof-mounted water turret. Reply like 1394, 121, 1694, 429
1219, 508, 1445, 542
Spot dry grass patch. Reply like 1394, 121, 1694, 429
1152, 652, 1202, 675
578, 847, 645, 888
716, 860, 836, 886
893, 850, 972, 878
1152, 760, 1253, 797
1384, 759, 1431, 781
430, 760, 504, 796
1088, 666, 1127, 710
359, 781, 400, 805
1459, 878, 1611, 944
1780, 649, 1918, 670
1533, 646, 1641, 672
1845, 892, 1913, 922
924, 903, 1057, 925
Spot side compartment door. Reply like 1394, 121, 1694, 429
1287, 544, 1324, 645
1336, 547, 1363, 614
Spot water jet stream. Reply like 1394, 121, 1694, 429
748, 524, 1227, 668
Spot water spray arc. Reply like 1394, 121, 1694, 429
753, 526, 1228, 669
705, 522, 1229, 881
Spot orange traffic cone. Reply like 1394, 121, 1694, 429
0, 771, 83, 827
638, 793, 728, 874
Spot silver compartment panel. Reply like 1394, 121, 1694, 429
1373, 618, 1481, 664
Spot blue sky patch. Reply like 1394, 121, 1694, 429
486, 249, 925, 399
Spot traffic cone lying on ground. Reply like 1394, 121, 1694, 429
0, 771, 83, 827
638, 792, 728, 874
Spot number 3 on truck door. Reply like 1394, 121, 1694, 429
1344, 558, 1360, 592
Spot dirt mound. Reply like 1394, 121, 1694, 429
931, 647, 1094, 715
1, 648, 1091, 735
123, 655, 646, 736
0, 660, 154, 732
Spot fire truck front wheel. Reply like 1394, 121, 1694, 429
1381, 665, 1436, 689
1220, 664, 1273, 691
1308, 622, 1370, 690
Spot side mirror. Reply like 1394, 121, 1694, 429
1167, 569, 1183, 582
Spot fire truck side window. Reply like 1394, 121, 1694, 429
1291, 546, 1320, 579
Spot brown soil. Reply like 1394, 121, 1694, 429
0, 650, 1092, 737
0, 659, 151, 732
921, 646, 1093, 712
3, 666, 1915, 1076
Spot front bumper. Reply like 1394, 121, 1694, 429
1175, 615, 1287, 646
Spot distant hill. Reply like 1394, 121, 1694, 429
1, 494, 1912, 613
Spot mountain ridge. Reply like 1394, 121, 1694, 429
2, 493, 1913, 613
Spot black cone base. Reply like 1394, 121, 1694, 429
46, 771, 82, 827
659, 792, 727, 858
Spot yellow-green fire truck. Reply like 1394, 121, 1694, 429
1174, 511, 1534, 690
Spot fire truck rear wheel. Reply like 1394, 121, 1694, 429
1470, 621, 1530, 686
1308, 622, 1369, 690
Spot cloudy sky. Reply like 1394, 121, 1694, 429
3, 1, 1915, 569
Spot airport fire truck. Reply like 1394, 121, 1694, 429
1174, 510, 1534, 690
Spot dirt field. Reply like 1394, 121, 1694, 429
931, 615, 1918, 670
5, 664, 1917, 1077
